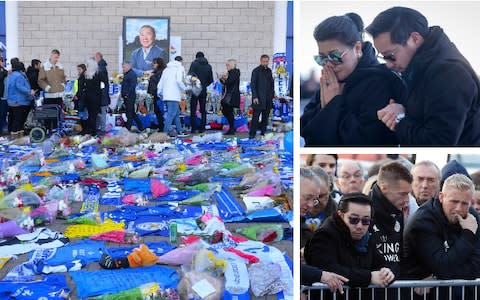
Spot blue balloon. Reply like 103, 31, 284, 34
284, 131, 294, 154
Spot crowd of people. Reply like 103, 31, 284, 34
301, 6, 480, 146
0, 46, 276, 139
301, 154, 480, 299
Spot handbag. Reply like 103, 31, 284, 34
221, 87, 233, 105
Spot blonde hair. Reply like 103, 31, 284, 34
85, 57, 98, 80
226, 59, 237, 69
442, 174, 474, 194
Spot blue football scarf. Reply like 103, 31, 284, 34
132, 216, 171, 236
245, 207, 287, 223
42, 240, 105, 265
122, 178, 152, 194
213, 187, 245, 222
153, 190, 200, 202
106, 241, 176, 259
70, 265, 179, 298
0, 274, 70, 300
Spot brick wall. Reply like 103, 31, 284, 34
17, 1, 275, 81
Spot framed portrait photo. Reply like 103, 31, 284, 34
123, 16, 170, 74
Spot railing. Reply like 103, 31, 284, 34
301, 279, 480, 300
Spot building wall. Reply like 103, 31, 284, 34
17, 1, 275, 81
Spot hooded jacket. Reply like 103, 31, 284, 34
38, 60, 66, 99
369, 184, 404, 277
305, 214, 385, 286
440, 160, 471, 189
301, 42, 406, 146
251, 64, 274, 111
395, 26, 480, 146
220, 68, 241, 108
403, 198, 480, 298
188, 57, 213, 96
157, 60, 186, 102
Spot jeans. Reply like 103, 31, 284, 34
164, 101, 182, 134
153, 97, 164, 132
0, 100, 8, 132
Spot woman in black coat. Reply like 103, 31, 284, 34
300, 13, 406, 146
82, 57, 102, 135
220, 59, 240, 135
148, 57, 166, 132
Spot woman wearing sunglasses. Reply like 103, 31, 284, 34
301, 13, 406, 146
304, 193, 395, 299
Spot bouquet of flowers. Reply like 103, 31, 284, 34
185, 74, 202, 96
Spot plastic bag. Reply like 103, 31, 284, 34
90, 230, 139, 244
192, 249, 227, 276
147, 132, 170, 143
248, 262, 286, 296
0, 190, 42, 209
129, 166, 153, 178
177, 269, 224, 300
150, 179, 169, 198
122, 193, 148, 206
243, 196, 275, 213
235, 224, 283, 243
91, 153, 109, 169
157, 242, 204, 266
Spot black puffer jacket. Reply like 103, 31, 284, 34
188, 57, 213, 96
404, 198, 480, 280
301, 42, 406, 146
396, 26, 480, 146
369, 184, 404, 278
403, 198, 480, 299
147, 67, 164, 98
304, 214, 386, 299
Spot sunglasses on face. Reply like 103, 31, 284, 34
314, 49, 349, 67
348, 215, 372, 226
377, 46, 400, 62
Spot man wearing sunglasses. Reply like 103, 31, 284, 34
369, 161, 413, 281
367, 7, 480, 146
304, 193, 395, 298
403, 174, 480, 298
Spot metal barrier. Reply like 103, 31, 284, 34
301, 279, 480, 300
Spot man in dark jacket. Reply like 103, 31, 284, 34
403, 174, 480, 299
26, 59, 41, 96
188, 51, 213, 133
368, 7, 480, 146
304, 193, 394, 299
411, 161, 440, 206
95, 52, 110, 134
249, 54, 274, 139
369, 161, 412, 278
121, 62, 144, 132
0, 57, 8, 134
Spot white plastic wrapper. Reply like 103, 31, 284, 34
242, 196, 275, 213
224, 260, 249, 294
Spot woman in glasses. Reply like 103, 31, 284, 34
304, 193, 395, 299
301, 13, 406, 146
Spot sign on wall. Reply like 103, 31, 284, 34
169, 36, 181, 62
123, 16, 170, 73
